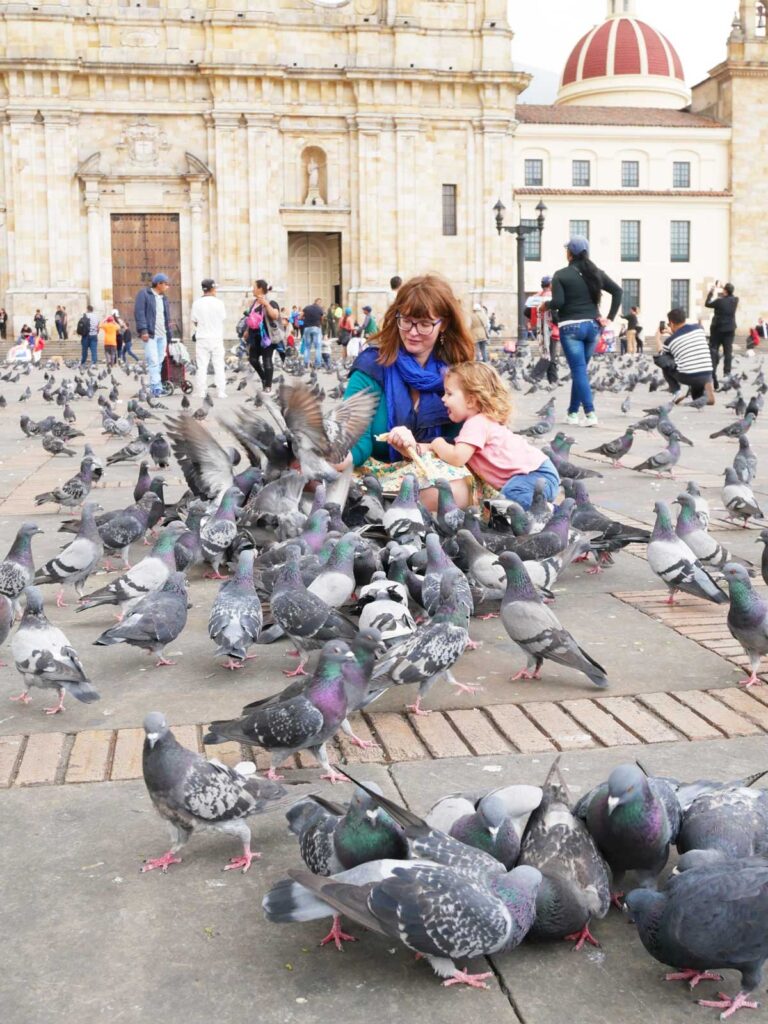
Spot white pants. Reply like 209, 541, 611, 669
195, 336, 226, 397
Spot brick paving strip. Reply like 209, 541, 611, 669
6, 685, 768, 788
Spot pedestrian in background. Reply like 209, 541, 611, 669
33, 309, 47, 339
302, 297, 324, 369
0, 308, 7, 341
191, 278, 227, 400
361, 305, 378, 344
54, 305, 66, 340
338, 306, 354, 363
99, 313, 119, 366
705, 280, 738, 389
80, 304, 100, 367
134, 273, 172, 396
470, 302, 490, 362
550, 235, 622, 427
247, 279, 281, 393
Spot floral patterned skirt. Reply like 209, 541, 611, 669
356, 453, 498, 504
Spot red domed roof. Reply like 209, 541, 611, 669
562, 16, 684, 87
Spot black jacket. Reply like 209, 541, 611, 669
705, 291, 738, 333
550, 262, 622, 325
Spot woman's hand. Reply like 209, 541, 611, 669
386, 426, 418, 457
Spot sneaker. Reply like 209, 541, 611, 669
565, 412, 580, 426
584, 412, 599, 427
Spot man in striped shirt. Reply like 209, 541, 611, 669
659, 308, 715, 405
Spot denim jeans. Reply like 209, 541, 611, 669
80, 334, 98, 366
475, 340, 489, 362
143, 333, 167, 390
558, 320, 601, 414
303, 325, 322, 367
500, 456, 561, 510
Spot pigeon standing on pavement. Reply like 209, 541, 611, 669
10, 586, 100, 714
758, 530, 768, 588
497, 552, 609, 688
133, 461, 152, 503
200, 485, 241, 578
93, 571, 189, 666
34, 457, 95, 511
646, 501, 727, 605
587, 426, 635, 468
0, 523, 42, 606
632, 433, 681, 477
710, 411, 756, 440
140, 711, 286, 874
33, 502, 104, 606
208, 548, 263, 670
307, 533, 359, 609
382, 473, 426, 539
77, 525, 180, 617
685, 480, 710, 530
722, 467, 765, 527
673, 492, 746, 573
149, 432, 171, 469
722, 562, 768, 688
733, 434, 758, 485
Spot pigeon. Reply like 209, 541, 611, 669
518, 757, 611, 949
41, 433, 76, 457
269, 545, 357, 677
10, 587, 100, 714
97, 493, 161, 570
0, 523, 42, 603
632, 433, 681, 477
307, 533, 359, 609
382, 473, 426, 538
77, 525, 180, 617
166, 414, 235, 501
710, 411, 756, 440
133, 461, 152, 503
172, 502, 206, 573
34, 457, 95, 510
208, 548, 263, 670
656, 407, 693, 447
520, 403, 555, 437
426, 784, 543, 869
33, 502, 104, 606
686, 480, 710, 530
105, 437, 148, 466
140, 712, 286, 874
544, 445, 603, 481
497, 551, 609, 688
575, 763, 680, 899
204, 639, 358, 782
433, 479, 465, 537
0, 593, 12, 663
149, 432, 171, 469
682, 394, 708, 410
93, 570, 189, 666
587, 427, 635, 468
758, 530, 768, 588
370, 572, 471, 715
200, 486, 241, 578
733, 434, 757, 485
626, 858, 768, 1019
722, 467, 764, 527
646, 501, 727, 605
508, 499, 575, 562
677, 780, 768, 861
352, 573, 416, 647
674, 492, 747, 573
722, 563, 768, 688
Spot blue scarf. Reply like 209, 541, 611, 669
353, 348, 450, 461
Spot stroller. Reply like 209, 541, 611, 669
161, 339, 193, 395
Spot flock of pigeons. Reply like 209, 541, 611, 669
1, 343, 768, 1015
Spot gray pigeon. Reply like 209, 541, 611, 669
149, 432, 171, 468
93, 571, 189, 666
133, 461, 152, 503
99, 493, 161, 570
722, 467, 765, 527
518, 757, 611, 949
722, 562, 768, 688
41, 433, 76, 457
34, 457, 95, 510
686, 480, 710, 529
77, 525, 180, 617
106, 437, 148, 466
370, 573, 471, 715
34, 502, 104, 606
307, 533, 359, 608
674, 493, 745, 573
140, 711, 286, 874
0, 523, 42, 603
646, 501, 727, 605
200, 486, 241, 578
626, 858, 768, 1018
677, 781, 768, 861
352, 573, 416, 648
733, 434, 758, 485
586, 426, 635, 467
10, 587, 99, 714
497, 551, 609, 688
208, 548, 263, 670
632, 433, 681, 477
382, 473, 426, 538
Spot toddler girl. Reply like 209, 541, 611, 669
423, 362, 560, 508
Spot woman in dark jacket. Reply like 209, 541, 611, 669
246, 279, 281, 393
550, 236, 622, 427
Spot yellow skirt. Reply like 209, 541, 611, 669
357, 453, 498, 504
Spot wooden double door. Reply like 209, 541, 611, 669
110, 213, 183, 336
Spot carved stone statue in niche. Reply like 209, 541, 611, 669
304, 154, 326, 206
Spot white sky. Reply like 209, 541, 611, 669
510, 0, 737, 98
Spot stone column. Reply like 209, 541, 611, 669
189, 182, 204, 299
211, 112, 247, 286
84, 181, 102, 308
351, 115, 389, 306
394, 116, 422, 279
480, 115, 515, 318
44, 111, 79, 290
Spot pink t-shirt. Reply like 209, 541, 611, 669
455, 413, 545, 489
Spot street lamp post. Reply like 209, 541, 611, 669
493, 199, 547, 347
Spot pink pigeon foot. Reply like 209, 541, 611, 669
101, 560, 116, 572
10, 691, 31, 704
204, 570, 229, 580
665, 591, 677, 606
282, 663, 309, 677
286, 649, 300, 657
738, 673, 762, 688
478, 612, 498, 620
611, 461, 626, 468
697, 992, 759, 1018
264, 767, 285, 781
573, 553, 590, 563
320, 769, 348, 784
564, 925, 600, 951
55, 591, 68, 608
348, 733, 380, 750
665, 969, 723, 989
155, 655, 177, 667
43, 700, 65, 715
511, 666, 541, 680
585, 564, 604, 575
223, 849, 261, 873
319, 915, 358, 950
610, 892, 625, 910
452, 681, 482, 696
406, 699, 431, 716
113, 611, 124, 622
222, 659, 244, 671
141, 851, 182, 874
443, 970, 493, 990
465, 638, 481, 651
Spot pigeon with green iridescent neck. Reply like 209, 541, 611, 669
722, 563, 768, 688
77, 524, 182, 617
201, 486, 242, 578
497, 551, 609, 688
674, 492, 750, 573
586, 426, 635, 467
382, 473, 427, 539
433, 478, 464, 537
647, 501, 727, 606
710, 410, 756, 440
307, 532, 359, 608
208, 548, 262, 670
204, 639, 357, 783
34, 502, 103, 607
0, 523, 42, 604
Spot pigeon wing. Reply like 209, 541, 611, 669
167, 415, 234, 499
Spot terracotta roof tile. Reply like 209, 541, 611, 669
515, 104, 725, 129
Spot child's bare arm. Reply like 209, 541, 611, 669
427, 437, 475, 467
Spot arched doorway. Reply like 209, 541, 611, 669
287, 232, 341, 308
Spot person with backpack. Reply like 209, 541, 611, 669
246, 279, 282, 393
361, 305, 378, 342
77, 305, 99, 367
134, 273, 173, 396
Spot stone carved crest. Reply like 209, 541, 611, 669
118, 118, 170, 167
120, 29, 160, 47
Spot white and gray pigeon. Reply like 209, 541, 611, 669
733, 434, 758, 485
685, 480, 710, 530
497, 551, 609, 688
674, 492, 748, 574
647, 501, 727, 605
0, 522, 42, 605
93, 571, 189, 666
722, 467, 765, 527
34, 501, 104, 606
307, 532, 359, 608
77, 525, 180, 617
207, 548, 263, 670
200, 485, 241, 578
140, 711, 286, 874
34, 457, 95, 510
352, 572, 416, 648
382, 473, 427, 539
722, 562, 768, 688
10, 586, 100, 714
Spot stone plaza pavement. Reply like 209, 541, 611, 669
2, 347, 768, 1023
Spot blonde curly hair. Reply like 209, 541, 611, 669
444, 361, 514, 425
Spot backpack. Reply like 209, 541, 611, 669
76, 313, 90, 337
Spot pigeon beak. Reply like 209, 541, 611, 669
607, 796, 620, 815
146, 732, 159, 747
343, 651, 356, 661
365, 808, 380, 824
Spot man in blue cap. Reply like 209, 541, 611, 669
134, 272, 172, 396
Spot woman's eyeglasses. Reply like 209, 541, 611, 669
395, 315, 442, 336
